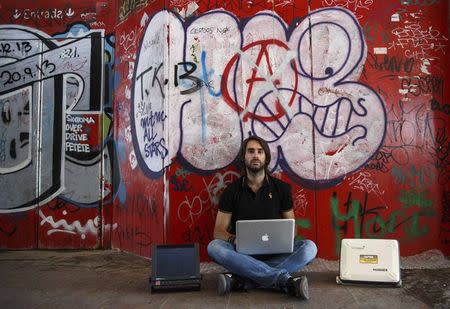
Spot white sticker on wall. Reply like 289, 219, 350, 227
420, 58, 431, 75
374, 47, 387, 54
124, 125, 132, 143
127, 61, 135, 80
129, 150, 137, 170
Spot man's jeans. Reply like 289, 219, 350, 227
207, 239, 317, 289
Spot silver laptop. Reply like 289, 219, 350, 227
236, 219, 295, 255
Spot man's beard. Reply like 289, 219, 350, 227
245, 160, 265, 174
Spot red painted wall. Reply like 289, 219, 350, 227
113, 0, 449, 261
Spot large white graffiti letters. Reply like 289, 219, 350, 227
131, 8, 386, 188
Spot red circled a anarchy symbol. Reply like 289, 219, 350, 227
221, 39, 298, 122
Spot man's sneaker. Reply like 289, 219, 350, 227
286, 275, 309, 300
217, 273, 246, 296
217, 273, 231, 296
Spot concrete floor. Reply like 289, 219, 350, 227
0, 250, 449, 308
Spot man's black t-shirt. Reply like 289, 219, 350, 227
218, 175, 293, 235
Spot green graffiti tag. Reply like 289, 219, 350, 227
391, 164, 436, 188
295, 218, 311, 240
331, 192, 435, 255
399, 189, 432, 208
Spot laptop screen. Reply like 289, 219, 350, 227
152, 244, 200, 280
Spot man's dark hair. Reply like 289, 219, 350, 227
238, 136, 271, 175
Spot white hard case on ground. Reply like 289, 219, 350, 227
336, 238, 402, 287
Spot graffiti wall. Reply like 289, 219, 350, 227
1, 0, 448, 261
114, 0, 449, 260
0, 0, 116, 248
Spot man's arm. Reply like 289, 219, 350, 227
213, 210, 236, 244
281, 209, 295, 219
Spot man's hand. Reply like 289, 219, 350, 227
282, 209, 295, 219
